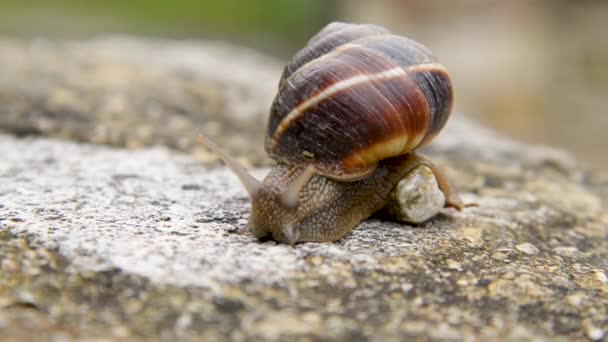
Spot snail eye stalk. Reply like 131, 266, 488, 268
279, 165, 316, 209
197, 134, 261, 197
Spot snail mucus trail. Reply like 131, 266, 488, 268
198, 22, 469, 244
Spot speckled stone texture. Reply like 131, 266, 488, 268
0, 36, 280, 167
1, 37, 607, 341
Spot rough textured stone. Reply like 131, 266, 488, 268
1, 37, 607, 341
0, 36, 281, 167
385, 165, 445, 223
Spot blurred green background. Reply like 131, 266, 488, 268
0, 0, 606, 170
0, 0, 331, 54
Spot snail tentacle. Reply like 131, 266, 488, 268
197, 134, 261, 197
279, 164, 316, 209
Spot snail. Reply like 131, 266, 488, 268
198, 22, 468, 244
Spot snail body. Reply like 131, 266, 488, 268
199, 22, 463, 244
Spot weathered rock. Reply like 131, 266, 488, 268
0, 37, 607, 341
0, 36, 281, 167
1, 127, 607, 340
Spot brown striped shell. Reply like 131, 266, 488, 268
265, 22, 453, 181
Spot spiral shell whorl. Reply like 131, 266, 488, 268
279, 22, 391, 87
266, 22, 453, 181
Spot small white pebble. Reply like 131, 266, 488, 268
587, 326, 605, 341
413, 297, 424, 306
491, 249, 512, 262
386, 165, 445, 223
446, 259, 462, 271
175, 313, 193, 330
595, 271, 608, 284
566, 293, 585, 306
553, 246, 580, 257
457, 278, 469, 286
516, 243, 539, 255
401, 283, 413, 293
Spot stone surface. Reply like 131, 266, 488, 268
0, 36, 281, 167
385, 165, 445, 223
0, 36, 607, 341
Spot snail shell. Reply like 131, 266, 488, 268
265, 22, 453, 181
198, 22, 465, 244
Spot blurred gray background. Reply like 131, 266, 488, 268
0, 0, 606, 170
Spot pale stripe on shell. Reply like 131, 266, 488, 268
282, 33, 425, 86
271, 62, 448, 147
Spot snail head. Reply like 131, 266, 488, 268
197, 135, 323, 244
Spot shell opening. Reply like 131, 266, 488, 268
196, 134, 261, 197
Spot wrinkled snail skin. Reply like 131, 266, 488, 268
198, 22, 463, 244
248, 153, 449, 244
248, 163, 389, 243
